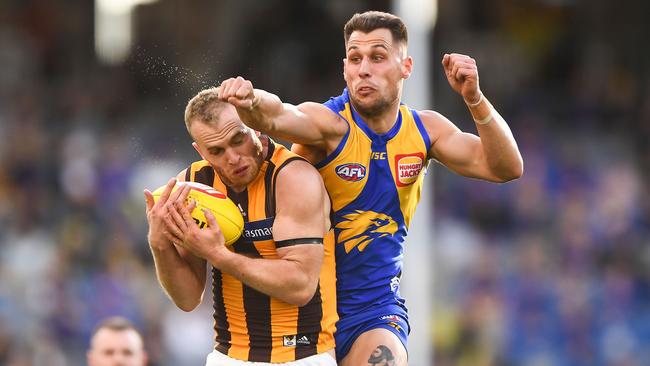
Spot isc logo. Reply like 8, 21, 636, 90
335, 163, 366, 182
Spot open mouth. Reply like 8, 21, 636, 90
357, 86, 375, 95
233, 166, 248, 176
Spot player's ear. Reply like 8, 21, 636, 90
192, 142, 205, 159
342, 58, 348, 82
401, 56, 413, 79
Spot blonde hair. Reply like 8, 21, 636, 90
184, 87, 228, 135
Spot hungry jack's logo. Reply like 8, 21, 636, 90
394, 153, 425, 187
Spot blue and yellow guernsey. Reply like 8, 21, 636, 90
317, 89, 431, 322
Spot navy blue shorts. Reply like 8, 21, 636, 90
335, 312, 410, 361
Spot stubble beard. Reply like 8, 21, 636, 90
350, 90, 398, 120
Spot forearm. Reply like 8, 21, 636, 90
467, 96, 523, 181
208, 248, 319, 306
150, 244, 206, 311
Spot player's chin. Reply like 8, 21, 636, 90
229, 173, 255, 188
356, 100, 386, 117
351, 94, 375, 109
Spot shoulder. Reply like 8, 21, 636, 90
415, 109, 455, 127
294, 101, 349, 151
297, 102, 347, 129
414, 109, 461, 146
275, 158, 323, 192
322, 91, 348, 112
275, 159, 324, 205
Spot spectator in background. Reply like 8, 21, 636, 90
87, 316, 148, 366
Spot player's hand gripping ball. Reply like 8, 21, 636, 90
152, 181, 244, 245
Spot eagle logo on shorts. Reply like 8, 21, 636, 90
336, 210, 397, 253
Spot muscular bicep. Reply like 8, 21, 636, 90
271, 160, 328, 284
423, 111, 503, 181
272, 159, 330, 240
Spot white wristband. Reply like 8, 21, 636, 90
474, 112, 493, 125
464, 93, 483, 108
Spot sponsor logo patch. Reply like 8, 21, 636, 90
335, 163, 366, 182
241, 217, 274, 241
283, 335, 296, 347
394, 153, 425, 187
283, 334, 314, 347
296, 335, 311, 345
380, 314, 401, 322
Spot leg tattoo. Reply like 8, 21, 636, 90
368, 345, 396, 366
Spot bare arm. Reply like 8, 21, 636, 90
218, 77, 346, 150
427, 53, 523, 182
164, 161, 329, 306
144, 173, 207, 312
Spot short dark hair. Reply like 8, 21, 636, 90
344, 11, 408, 46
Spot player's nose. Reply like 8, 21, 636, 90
358, 57, 371, 77
225, 149, 241, 165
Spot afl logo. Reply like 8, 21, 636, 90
335, 163, 367, 182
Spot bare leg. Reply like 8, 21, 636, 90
339, 328, 407, 366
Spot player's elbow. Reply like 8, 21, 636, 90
286, 281, 319, 307
175, 298, 201, 312
291, 289, 317, 307
502, 159, 524, 182
490, 156, 524, 183
169, 292, 203, 312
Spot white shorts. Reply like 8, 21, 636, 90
205, 350, 337, 366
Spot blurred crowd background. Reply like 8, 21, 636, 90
1, 0, 649, 365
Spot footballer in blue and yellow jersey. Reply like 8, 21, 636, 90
317, 88, 431, 357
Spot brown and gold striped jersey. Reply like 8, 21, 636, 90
184, 140, 337, 363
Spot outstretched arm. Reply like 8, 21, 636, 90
426, 53, 523, 182
218, 77, 346, 150
164, 160, 329, 306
